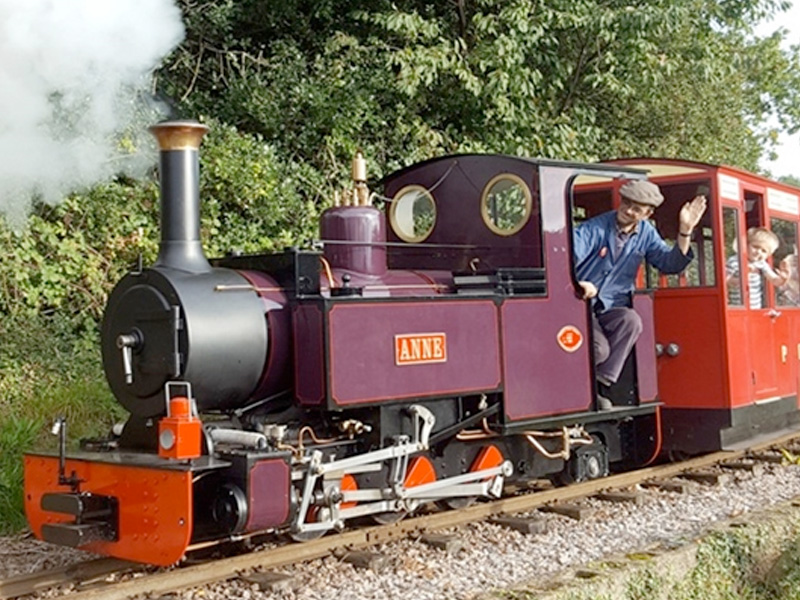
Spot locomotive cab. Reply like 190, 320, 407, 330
380, 157, 664, 470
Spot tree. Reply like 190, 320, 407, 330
157, 1, 800, 182
779, 174, 800, 188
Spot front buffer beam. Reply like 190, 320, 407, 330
24, 454, 193, 566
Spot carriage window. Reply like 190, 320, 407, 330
481, 174, 532, 236
643, 181, 716, 289
723, 207, 744, 307
389, 185, 436, 243
698, 226, 716, 286
771, 217, 800, 307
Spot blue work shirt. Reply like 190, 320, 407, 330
573, 211, 693, 311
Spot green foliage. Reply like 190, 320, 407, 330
0, 117, 317, 323
779, 174, 800, 189
623, 568, 664, 600
0, 313, 123, 534
672, 533, 761, 599
0, 181, 159, 323
600, 10, 800, 170
157, 0, 800, 178
195, 118, 320, 255
0, 417, 40, 533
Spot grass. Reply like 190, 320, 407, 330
669, 533, 762, 600
0, 417, 40, 532
0, 313, 124, 534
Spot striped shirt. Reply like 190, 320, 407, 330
726, 256, 778, 309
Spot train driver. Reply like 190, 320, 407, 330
573, 180, 707, 409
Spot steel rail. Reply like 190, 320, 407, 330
0, 558, 134, 600
6, 428, 800, 600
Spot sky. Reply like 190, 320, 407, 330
757, 2, 800, 179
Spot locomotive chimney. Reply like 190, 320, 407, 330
149, 120, 211, 273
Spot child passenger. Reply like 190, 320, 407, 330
726, 227, 787, 309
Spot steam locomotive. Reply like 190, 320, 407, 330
24, 121, 800, 566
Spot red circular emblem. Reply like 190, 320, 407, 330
557, 325, 583, 353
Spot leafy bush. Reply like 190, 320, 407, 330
160, 0, 800, 177
195, 118, 321, 256
0, 312, 123, 534
0, 117, 320, 319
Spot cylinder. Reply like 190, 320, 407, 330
149, 121, 211, 273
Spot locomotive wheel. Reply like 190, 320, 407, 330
582, 453, 605, 478
288, 506, 327, 542
438, 444, 503, 509
556, 437, 608, 485
372, 455, 436, 524
556, 454, 604, 485
290, 475, 359, 542
370, 510, 407, 525
437, 496, 476, 510
340, 474, 358, 509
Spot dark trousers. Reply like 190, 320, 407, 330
592, 307, 643, 384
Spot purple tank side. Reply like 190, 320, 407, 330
327, 300, 501, 406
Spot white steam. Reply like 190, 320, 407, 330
0, 0, 185, 225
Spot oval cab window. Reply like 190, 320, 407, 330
481, 174, 532, 236
390, 185, 436, 243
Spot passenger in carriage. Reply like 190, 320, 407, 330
778, 253, 800, 305
573, 180, 707, 409
726, 227, 787, 309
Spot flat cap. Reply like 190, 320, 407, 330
619, 180, 664, 207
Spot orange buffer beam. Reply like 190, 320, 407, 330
24, 454, 193, 566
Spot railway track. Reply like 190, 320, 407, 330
6, 429, 800, 600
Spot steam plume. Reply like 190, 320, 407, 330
0, 0, 185, 226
